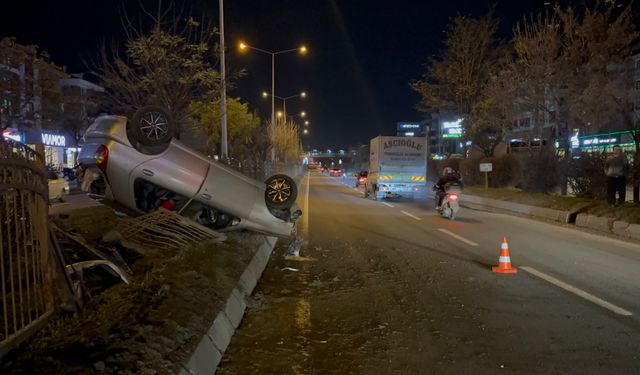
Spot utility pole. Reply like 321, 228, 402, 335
271, 53, 275, 162
219, 0, 228, 160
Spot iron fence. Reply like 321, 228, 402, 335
0, 139, 54, 358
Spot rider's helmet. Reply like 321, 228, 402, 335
442, 167, 454, 177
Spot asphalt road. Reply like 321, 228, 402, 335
218, 172, 640, 374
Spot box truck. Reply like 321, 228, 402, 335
365, 136, 427, 200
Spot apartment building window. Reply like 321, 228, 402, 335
635, 80, 640, 90
519, 117, 531, 129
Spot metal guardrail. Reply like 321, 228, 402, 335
0, 139, 54, 358
228, 160, 304, 182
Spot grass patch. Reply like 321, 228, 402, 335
465, 186, 640, 224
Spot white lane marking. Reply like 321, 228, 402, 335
382, 202, 395, 208
437, 229, 479, 247
521, 266, 632, 316
302, 172, 310, 237
401, 210, 422, 221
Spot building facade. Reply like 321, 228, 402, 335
1, 39, 104, 168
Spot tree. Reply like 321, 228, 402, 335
411, 12, 504, 156
60, 84, 104, 164
509, 12, 563, 149
189, 97, 261, 159
91, 4, 221, 133
271, 117, 302, 163
556, 2, 639, 201
557, 3, 637, 131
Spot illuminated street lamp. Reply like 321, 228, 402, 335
262, 91, 307, 118
239, 41, 308, 161
287, 111, 307, 120
303, 129, 309, 135
304, 120, 309, 126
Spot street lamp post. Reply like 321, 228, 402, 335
239, 42, 307, 161
219, 0, 228, 160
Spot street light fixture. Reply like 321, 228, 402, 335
238, 40, 308, 161
304, 120, 309, 126
287, 111, 308, 120
261, 91, 308, 118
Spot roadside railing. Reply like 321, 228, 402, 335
228, 160, 304, 182
0, 139, 54, 358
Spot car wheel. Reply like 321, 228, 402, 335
265, 174, 298, 210
130, 106, 175, 147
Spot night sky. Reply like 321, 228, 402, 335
2, 0, 556, 149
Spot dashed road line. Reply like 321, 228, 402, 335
382, 202, 395, 208
401, 210, 422, 221
521, 266, 633, 316
437, 229, 479, 247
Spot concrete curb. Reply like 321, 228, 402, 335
464, 194, 640, 241
462, 194, 574, 224
179, 235, 278, 375
575, 214, 615, 233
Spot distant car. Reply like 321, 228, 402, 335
355, 171, 368, 187
329, 168, 344, 177
78, 106, 300, 239
47, 170, 70, 201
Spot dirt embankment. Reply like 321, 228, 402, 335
1, 207, 263, 375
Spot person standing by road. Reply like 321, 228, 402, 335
604, 145, 629, 206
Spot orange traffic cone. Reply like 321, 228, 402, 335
492, 237, 517, 274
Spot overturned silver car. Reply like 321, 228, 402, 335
78, 106, 300, 238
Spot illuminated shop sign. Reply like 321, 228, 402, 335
570, 130, 580, 149
442, 118, 463, 138
581, 137, 617, 146
41, 133, 67, 147
3, 130, 22, 142
397, 123, 421, 130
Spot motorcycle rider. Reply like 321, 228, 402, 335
434, 167, 463, 209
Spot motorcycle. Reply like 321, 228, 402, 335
435, 184, 462, 220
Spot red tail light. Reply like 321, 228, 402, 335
95, 144, 109, 171
449, 194, 459, 200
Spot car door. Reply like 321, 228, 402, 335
196, 159, 263, 220
129, 140, 209, 207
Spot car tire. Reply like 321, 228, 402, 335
129, 106, 175, 147
265, 174, 298, 210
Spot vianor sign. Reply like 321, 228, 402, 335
41, 133, 66, 147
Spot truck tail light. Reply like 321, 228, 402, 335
95, 144, 109, 171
